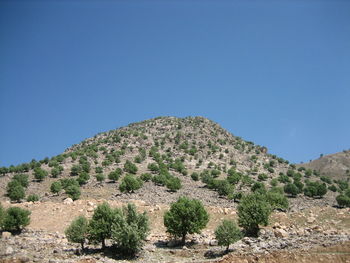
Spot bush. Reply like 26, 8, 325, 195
328, 185, 337, 192
65, 185, 81, 200
60, 178, 79, 190
7, 180, 25, 202
2, 207, 31, 232
88, 202, 115, 249
284, 183, 299, 197
111, 203, 149, 255
108, 169, 122, 182
152, 173, 169, 186
119, 175, 143, 193
304, 181, 327, 198
34, 167, 48, 181
265, 191, 289, 211
227, 169, 242, 184
0, 204, 5, 227
26, 194, 39, 202
190, 172, 199, 181
237, 193, 271, 236
65, 216, 89, 250
70, 165, 81, 176
166, 176, 182, 192
95, 173, 105, 182
13, 174, 29, 188
336, 195, 350, 208
215, 220, 242, 253
164, 196, 209, 244
216, 180, 233, 196
124, 160, 138, 174
258, 173, 268, 181
77, 172, 90, 185
140, 173, 152, 182
50, 181, 62, 194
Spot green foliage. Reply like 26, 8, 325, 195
70, 165, 81, 176
164, 197, 209, 244
147, 162, 159, 173
2, 207, 31, 232
140, 173, 152, 182
77, 172, 90, 185
258, 173, 268, 181
50, 181, 62, 194
65, 216, 89, 250
65, 185, 81, 200
251, 182, 266, 194
95, 166, 103, 174
278, 174, 290, 184
12, 174, 29, 188
34, 167, 48, 181
60, 178, 79, 190
26, 194, 39, 202
237, 193, 272, 236
215, 220, 242, 252
284, 183, 299, 197
227, 168, 242, 184
7, 180, 25, 202
111, 203, 150, 255
270, 178, 278, 187
336, 189, 350, 208
336, 180, 349, 191
320, 176, 332, 184
88, 202, 115, 248
190, 172, 199, 181
95, 173, 105, 182
328, 185, 337, 192
304, 181, 327, 198
124, 160, 138, 174
108, 168, 122, 182
265, 191, 289, 211
0, 204, 5, 227
215, 180, 233, 196
119, 175, 143, 193
166, 176, 182, 192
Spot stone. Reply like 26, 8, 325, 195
2, 231, 12, 239
63, 198, 73, 204
87, 207, 94, 212
307, 217, 316, 224
209, 239, 218, 246
5, 246, 14, 255
274, 228, 289, 238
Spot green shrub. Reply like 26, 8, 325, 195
147, 163, 159, 173
34, 167, 48, 181
304, 181, 327, 198
7, 180, 25, 202
216, 180, 233, 196
336, 195, 350, 208
270, 178, 278, 187
88, 202, 115, 249
50, 181, 62, 194
26, 194, 39, 202
265, 191, 289, 211
284, 183, 299, 197
65, 216, 89, 250
77, 172, 90, 185
108, 169, 122, 182
164, 197, 209, 244
215, 220, 242, 253
258, 173, 268, 181
12, 174, 29, 188
119, 175, 143, 193
124, 160, 138, 174
328, 185, 337, 192
166, 176, 182, 192
95, 173, 105, 182
2, 207, 31, 232
60, 178, 79, 190
111, 203, 149, 255
237, 193, 271, 236
70, 165, 81, 176
65, 185, 81, 200
152, 173, 169, 186
140, 173, 152, 182
190, 172, 199, 181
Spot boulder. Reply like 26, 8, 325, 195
63, 198, 73, 204
274, 228, 289, 238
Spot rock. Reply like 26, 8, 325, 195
307, 217, 316, 224
5, 246, 14, 255
63, 198, 73, 204
2, 231, 12, 239
209, 239, 218, 246
87, 207, 94, 212
224, 208, 229, 215
182, 245, 188, 250
87, 201, 94, 207
274, 228, 289, 238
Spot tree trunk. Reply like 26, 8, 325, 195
225, 244, 229, 254
102, 239, 106, 250
181, 234, 186, 245
81, 242, 85, 251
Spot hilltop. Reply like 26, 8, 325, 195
1, 116, 349, 263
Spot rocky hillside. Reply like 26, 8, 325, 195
299, 151, 350, 180
0, 116, 343, 208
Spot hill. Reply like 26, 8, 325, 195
298, 151, 350, 181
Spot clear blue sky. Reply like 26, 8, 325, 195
1, 0, 349, 166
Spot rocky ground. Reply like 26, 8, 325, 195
1, 199, 350, 263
